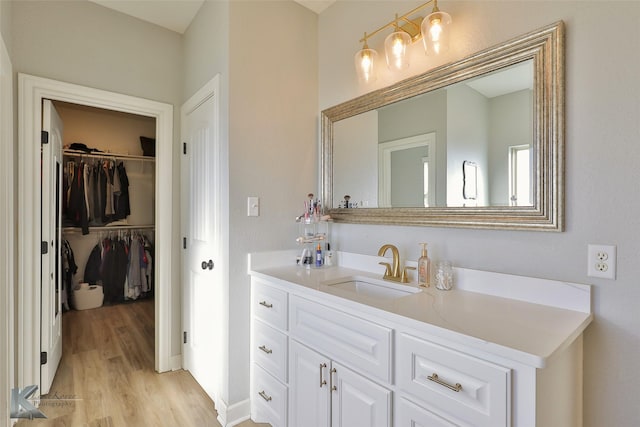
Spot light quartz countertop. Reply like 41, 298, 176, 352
249, 251, 593, 369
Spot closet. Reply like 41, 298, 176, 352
55, 100, 157, 310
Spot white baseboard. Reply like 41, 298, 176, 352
216, 398, 251, 427
170, 355, 182, 371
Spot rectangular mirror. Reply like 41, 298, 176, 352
322, 22, 564, 230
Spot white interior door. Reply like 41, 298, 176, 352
181, 77, 221, 402
41, 99, 63, 394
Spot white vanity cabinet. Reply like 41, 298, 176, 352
250, 279, 289, 427
249, 251, 592, 427
288, 295, 393, 427
289, 340, 391, 427
250, 278, 393, 427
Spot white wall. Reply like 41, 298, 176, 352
11, 0, 184, 357
184, 0, 318, 409
0, 0, 11, 54
446, 84, 489, 206
319, 1, 640, 425
0, 11, 13, 423
228, 0, 318, 406
333, 110, 378, 207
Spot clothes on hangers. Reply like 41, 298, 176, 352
66, 161, 89, 234
82, 231, 154, 304
61, 239, 77, 311
63, 157, 132, 232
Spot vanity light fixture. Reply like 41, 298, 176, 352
384, 15, 411, 71
355, 0, 452, 83
354, 33, 379, 84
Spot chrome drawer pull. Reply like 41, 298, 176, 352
259, 345, 272, 354
258, 390, 272, 402
258, 345, 273, 354
319, 363, 327, 387
259, 301, 273, 308
427, 373, 462, 392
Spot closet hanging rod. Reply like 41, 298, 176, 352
63, 149, 156, 162
62, 224, 155, 233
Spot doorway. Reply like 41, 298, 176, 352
17, 74, 175, 394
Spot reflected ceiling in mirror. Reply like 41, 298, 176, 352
321, 22, 564, 230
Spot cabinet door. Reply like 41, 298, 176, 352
289, 340, 331, 427
331, 361, 392, 427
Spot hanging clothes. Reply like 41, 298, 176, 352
66, 161, 89, 234
64, 156, 133, 229
84, 243, 103, 285
126, 235, 150, 300
102, 238, 128, 304
61, 239, 77, 311
81, 232, 154, 305
114, 162, 131, 220
103, 161, 115, 220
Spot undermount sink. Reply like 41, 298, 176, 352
322, 276, 421, 300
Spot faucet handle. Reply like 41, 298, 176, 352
378, 261, 392, 277
401, 266, 416, 283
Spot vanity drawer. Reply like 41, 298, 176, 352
397, 333, 511, 427
252, 363, 288, 427
253, 318, 288, 382
289, 295, 392, 384
395, 397, 461, 427
252, 280, 288, 331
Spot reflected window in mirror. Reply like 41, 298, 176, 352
509, 145, 532, 206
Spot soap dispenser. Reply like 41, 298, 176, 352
418, 243, 431, 287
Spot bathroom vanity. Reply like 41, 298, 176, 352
249, 250, 592, 427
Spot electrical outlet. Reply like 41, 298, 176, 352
587, 244, 616, 279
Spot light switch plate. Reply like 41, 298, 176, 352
247, 196, 259, 216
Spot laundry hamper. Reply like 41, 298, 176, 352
73, 283, 104, 310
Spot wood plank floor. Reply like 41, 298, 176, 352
17, 300, 267, 427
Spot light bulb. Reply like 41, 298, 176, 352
429, 18, 442, 42
384, 30, 410, 71
355, 47, 378, 83
421, 10, 452, 56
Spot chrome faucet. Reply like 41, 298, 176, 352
378, 244, 415, 283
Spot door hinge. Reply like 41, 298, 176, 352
183, 142, 187, 155
41, 130, 49, 145
183, 331, 188, 344
40, 352, 47, 365
183, 237, 187, 249
41, 241, 48, 255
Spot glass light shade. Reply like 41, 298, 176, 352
384, 30, 411, 71
354, 47, 378, 84
421, 10, 452, 55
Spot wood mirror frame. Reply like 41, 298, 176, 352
321, 22, 564, 231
